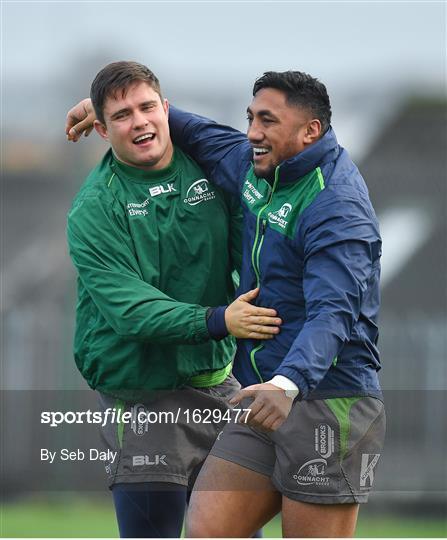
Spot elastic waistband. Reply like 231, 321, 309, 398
189, 362, 232, 388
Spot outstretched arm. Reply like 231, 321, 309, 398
169, 106, 251, 197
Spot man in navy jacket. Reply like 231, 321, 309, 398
66, 70, 385, 538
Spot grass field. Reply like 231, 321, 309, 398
1, 496, 446, 537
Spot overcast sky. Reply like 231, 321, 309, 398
2, 1, 446, 152
4, 1, 444, 81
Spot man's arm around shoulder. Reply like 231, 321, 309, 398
169, 106, 252, 197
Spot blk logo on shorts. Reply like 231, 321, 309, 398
132, 454, 168, 467
360, 453, 380, 488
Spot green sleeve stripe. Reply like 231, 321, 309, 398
325, 397, 362, 461
316, 167, 325, 190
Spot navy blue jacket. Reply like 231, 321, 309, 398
170, 107, 382, 400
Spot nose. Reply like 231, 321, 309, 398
247, 119, 263, 143
133, 110, 149, 130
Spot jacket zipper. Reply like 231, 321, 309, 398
250, 167, 280, 287
249, 166, 280, 382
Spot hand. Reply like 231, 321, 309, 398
230, 382, 293, 432
65, 98, 96, 141
225, 288, 281, 340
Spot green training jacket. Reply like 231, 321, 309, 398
67, 147, 241, 400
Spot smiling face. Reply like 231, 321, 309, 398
247, 88, 321, 180
94, 81, 173, 171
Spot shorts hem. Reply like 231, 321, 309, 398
210, 447, 273, 478
272, 477, 369, 504
108, 473, 189, 489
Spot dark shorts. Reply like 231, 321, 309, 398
98, 375, 240, 488
210, 396, 386, 504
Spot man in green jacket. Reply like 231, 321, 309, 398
66, 61, 280, 538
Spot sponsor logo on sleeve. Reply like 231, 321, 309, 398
184, 179, 215, 206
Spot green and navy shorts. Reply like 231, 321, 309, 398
98, 374, 240, 489
210, 396, 386, 504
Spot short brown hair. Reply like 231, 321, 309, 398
90, 61, 162, 124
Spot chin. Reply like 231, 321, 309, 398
254, 165, 274, 180
141, 152, 162, 166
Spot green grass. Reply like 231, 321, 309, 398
1, 496, 446, 537
1, 496, 118, 538
263, 514, 447, 538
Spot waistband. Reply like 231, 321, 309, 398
188, 362, 233, 388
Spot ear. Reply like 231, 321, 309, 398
303, 119, 322, 144
163, 98, 169, 117
94, 120, 109, 141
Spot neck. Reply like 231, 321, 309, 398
144, 140, 174, 171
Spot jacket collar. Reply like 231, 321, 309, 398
275, 127, 340, 184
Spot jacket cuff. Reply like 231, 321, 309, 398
267, 375, 299, 399
193, 307, 212, 343
273, 367, 309, 400
206, 306, 229, 341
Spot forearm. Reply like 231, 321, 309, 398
273, 315, 347, 398
282, 199, 378, 397
75, 263, 211, 344
169, 106, 250, 196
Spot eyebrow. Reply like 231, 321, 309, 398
110, 107, 130, 120
110, 100, 158, 120
139, 100, 158, 108
246, 106, 279, 121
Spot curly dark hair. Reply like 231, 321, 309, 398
253, 71, 332, 134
